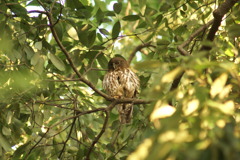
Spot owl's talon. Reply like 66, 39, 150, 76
113, 96, 121, 99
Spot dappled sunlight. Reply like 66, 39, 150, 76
161, 67, 183, 83
150, 101, 176, 121
183, 99, 199, 116
210, 73, 228, 98
127, 138, 153, 160
208, 100, 235, 115
158, 130, 193, 143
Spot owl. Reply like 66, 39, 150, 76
103, 57, 140, 124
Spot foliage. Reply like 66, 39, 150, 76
0, 0, 239, 160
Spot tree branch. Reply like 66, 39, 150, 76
201, 0, 238, 51
26, 128, 50, 159
85, 101, 118, 160
177, 20, 213, 56
58, 113, 77, 159
85, 110, 109, 160
174, 0, 238, 92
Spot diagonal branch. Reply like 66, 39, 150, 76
85, 108, 112, 160
58, 96, 78, 159
177, 20, 214, 56
58, 117, 76, 159
85, 111, 109, 160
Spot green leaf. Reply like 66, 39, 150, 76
12, 142, 31, 160
88, 30, 96, 47
35, 111, 44, 126
34, 57, 44, 74
80, 0, 90, 6
174, 25, 187, 35
122, 15, 140, 21
228, 24, 240, 38
182, 4, 187, 11
67, 26, 79, 40
66, 0, 84, 9
112, 21, 121, 39
9, 3, 28, 19
55, 22, 63, 41
49, 53, 66, 71
0, 133, 12, 152
2, 126, 11, 136
31, 52, 40, 65
87, 69, 99, 85
12, 49, 23, 59
99, 28, 110, 35
77, 24, 92, 47
91, 45, 105, 50
86, 127, 95, 139
113, 3, 122, 14
154, 14, 163, 27
189, 2, 198, 9
24, 46, 35, 60
27, 0, 39, 6
97, 53, 108, 69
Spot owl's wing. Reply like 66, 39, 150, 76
120, 68, 140, 98
103, 71, 124, 97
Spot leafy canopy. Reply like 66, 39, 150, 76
0, 0, 239, 160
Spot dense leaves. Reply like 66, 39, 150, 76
0, 0, 239, 160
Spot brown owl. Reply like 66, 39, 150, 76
103, 57, 140, 124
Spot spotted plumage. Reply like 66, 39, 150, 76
103, 57, 140, 124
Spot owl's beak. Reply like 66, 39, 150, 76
113, 63, 116, 69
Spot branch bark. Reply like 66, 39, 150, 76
201, 0, 238, 51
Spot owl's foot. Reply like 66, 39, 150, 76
113, 95, 121, 99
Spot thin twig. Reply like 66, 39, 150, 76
25, 128, 50, 159
58, 115, 77, 158
85, 110, 109, 160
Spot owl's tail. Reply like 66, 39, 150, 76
117, 103, 133, 124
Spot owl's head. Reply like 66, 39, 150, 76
108, 57, 129, 71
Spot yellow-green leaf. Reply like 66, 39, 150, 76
210, 73, 228, 98
161, 67, 183, 83
49, 53, 66, 71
